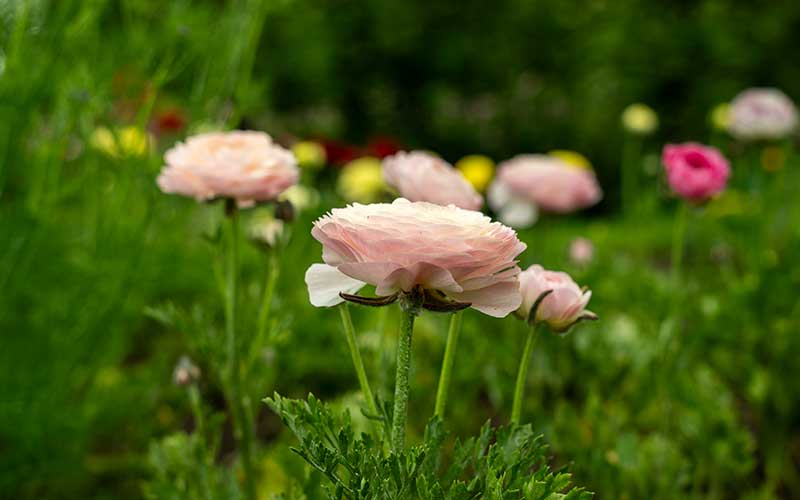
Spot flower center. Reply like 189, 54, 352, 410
684, 152, 708, 169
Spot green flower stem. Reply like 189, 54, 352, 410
511, 323, 540, 426
670, 201, 689, 286
223, 202, 256, 500
249, 249, 279, 367
391, 303, 418, 451
339, 303, 378, 416
188, 385, 213, 500
434, 311, 463, 420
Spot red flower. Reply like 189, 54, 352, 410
153, 108, 187, 135
366, 135, 402, 159
320, 140, 360, 166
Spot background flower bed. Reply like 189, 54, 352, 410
1, 1, 799, 499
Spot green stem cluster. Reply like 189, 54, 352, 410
224, 203, 257, 500
250, 249, 279, 367
188, 385, 213, 500
339, 304, 378, 416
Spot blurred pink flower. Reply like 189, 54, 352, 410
517, 264, 596, 332
662, 143, 729, 202
382, 151, 483, 210
158, 131, 298, 207
569, 237, 594, 266
305, 198, 526, 317
729, 88, 797, 141
494, 155, 602, 213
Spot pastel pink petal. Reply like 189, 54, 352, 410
337, 261, 402, 288
375, 262, 462, 296
449, 279, 522, 318
305, 264, 366, 307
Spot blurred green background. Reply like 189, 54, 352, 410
2, 0, 800, 498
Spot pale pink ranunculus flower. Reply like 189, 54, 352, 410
382, 151, 483, 210
157, 131, 299, 207
568, 237, 594, 266
517, 264, 595, 332
495, 155, 602, 214
661, 143, 730, 202
304, 198, 527, 317
728, 88, 798, 141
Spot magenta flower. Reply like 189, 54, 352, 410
157, 131, 299, 207
662, 143, 730, 202
304, 198, 526, 317
382, 151, 483, 210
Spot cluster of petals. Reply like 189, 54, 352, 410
157, 131, 299, 207
305, 198, 526, 317
382, 151, 483, 210
661, 143, 730, 202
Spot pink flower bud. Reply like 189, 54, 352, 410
517, 265, 596, 332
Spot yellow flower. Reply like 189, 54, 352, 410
90, 125, 150, 158
710, 103, 730, 132
455, 154, 495, 192
292, 140, 327, 169
621, 103, 659, 135
337, 156, 386, 202
90, 127, 117, 156
549, 150, 593, 170
118, 126, 149, 156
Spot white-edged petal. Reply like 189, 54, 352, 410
305, 263, 366, 307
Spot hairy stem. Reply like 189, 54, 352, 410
391, 304, 417, 451
339, 303, 378, 416
511, 324, 540, 425
434, 311, 463, 420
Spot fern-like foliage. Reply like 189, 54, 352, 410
265, 393, 592, 500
